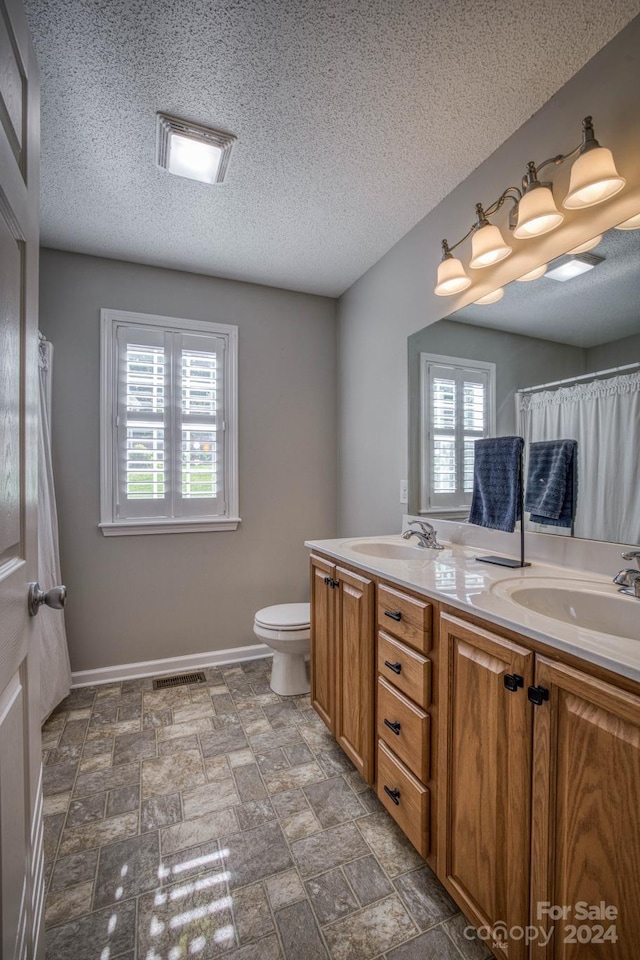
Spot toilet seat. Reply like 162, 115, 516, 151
254, 603, 310, 631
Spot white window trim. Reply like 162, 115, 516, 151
99, 308, 240, 536
419, 352, 496, 516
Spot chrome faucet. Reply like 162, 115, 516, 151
613, 550, 640, 598
401, 520, 444, 550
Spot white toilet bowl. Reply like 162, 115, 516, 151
253, 603, 311, 696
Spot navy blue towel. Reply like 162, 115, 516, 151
525, 439, 577, 528
469, 436, 524, 533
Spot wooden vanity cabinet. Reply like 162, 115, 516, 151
310, 554, 336, 731
311, 552, 640, 959
438, 611, 640, 960
309, 554, 375, 783
530, 657, 640, 960
438, 613, 534, 960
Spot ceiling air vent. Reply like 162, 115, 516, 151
156, 112, 236, 184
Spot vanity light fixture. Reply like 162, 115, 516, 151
567, 234, 602, 255
434, 241, 472, 296
563, 118, 625, 209
433, 116, 624, 298
615, 212, 640, 230
156, 113, 236, 184
469, 204, 512, 268
512, 162, 564, 239
515, 264, 547, 282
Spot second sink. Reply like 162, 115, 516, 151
492, 578, 640, 642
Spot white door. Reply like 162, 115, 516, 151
0, 0, 45, 956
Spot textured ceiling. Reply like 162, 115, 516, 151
25, 0, 640, 297
450, 226, 640, 347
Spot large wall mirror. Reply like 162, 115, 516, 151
408, 220, 640, 546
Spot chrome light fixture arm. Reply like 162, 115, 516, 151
442, 189, 521, 256
535, 117, 599, 177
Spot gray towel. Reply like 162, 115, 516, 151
469, 436, 524, 533
525, 439, 577, 528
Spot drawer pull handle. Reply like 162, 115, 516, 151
384, 719, 401, 736
384, 785, 401, 805
384, 660, 402, 675
503, 674, 523, 692
384, 610, 402, 622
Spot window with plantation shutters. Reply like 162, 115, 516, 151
100, 309, 239, 535
420, 353, 495, 514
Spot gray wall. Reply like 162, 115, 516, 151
587, 332, 640, 370
406, 320, 586, 514
40, 250, 337, 672
337, 16, 640, 537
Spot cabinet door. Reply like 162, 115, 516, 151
310, 555, 336, 732
438, 614, 534, 960
530, 657, 640, 960
335, 566, 375, 783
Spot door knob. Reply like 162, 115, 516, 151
28, 582, 67, 617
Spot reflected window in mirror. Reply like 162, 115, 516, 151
420, 354, 495, 516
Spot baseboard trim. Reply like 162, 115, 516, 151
71, 643, 273, 688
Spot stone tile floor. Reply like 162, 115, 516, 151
42, 657, 492, 960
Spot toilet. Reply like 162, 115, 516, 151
253, 603, 311, 696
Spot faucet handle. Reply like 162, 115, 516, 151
408, 520, 435, 534
621, 550, 640, 568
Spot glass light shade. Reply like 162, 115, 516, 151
564, 147, 626, 209
475, 287, 504, 305
515, 264, 547, 282
513, 186, 564, 238
434, 256, 472, 296
469, 224, 511, 269
567, 234, 602, 255
614, 212, 640, 231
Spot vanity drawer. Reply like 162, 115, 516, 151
377, 632, 431, 708
377, 584, 432, 653
377, 676, 430, 782
377, 739, 429, 859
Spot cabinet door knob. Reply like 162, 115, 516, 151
384, 660, 402, 675
528, 684, 550, 706
384, 610, 402, 622
504, 673, 524, 692
384, 785, 401, 805
384, 719, 401, 736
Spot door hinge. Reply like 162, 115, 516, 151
528, 684, 549, 706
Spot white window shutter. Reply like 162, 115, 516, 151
100, 310, 239, 535
420, 354, 495, 513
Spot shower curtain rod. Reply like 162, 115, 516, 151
517, 361, 640, 395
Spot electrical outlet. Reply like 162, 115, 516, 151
399, 479, 408, 504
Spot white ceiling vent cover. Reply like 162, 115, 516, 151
156, 113, 236, 185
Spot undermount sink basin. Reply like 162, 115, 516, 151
492, 578, 640, 642
345, 539, 433, 561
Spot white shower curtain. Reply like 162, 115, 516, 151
518, 371, 640, 543
37, 335, 71, 721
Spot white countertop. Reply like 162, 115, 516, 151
305, 535, 640, 684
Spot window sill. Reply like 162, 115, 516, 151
98, 518, 241, 537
